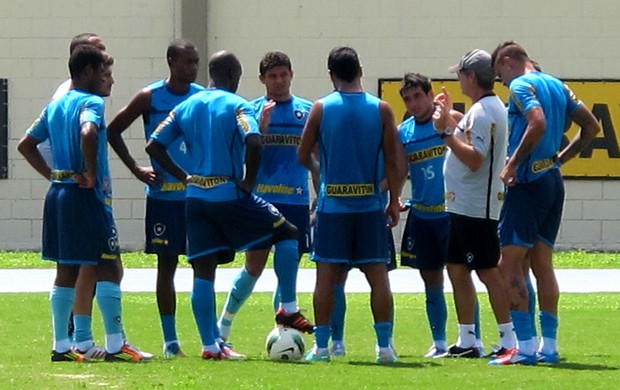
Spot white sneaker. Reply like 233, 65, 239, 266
330, 341, 346, 356
78, 344, 106, 361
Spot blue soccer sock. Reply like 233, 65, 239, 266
191, 277, 216, 347
539, 311, 559, 354
511, 310, 536, 355
314, 325, 331, 349
50, 286, 75, 352
160, 315, 177, 343
525, 274, 538, 338
96, 281, 124, 353
73, 314, 93, 349
218, 267, 258, 339
425, 286, 447, 343
272, 285, 281, 313
374, 322, 392, 349
330, 282, 346, 341
273, 239, 299, 310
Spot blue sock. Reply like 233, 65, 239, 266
50, 286, 75, 344
272, 286, 281, 313
330, 283, 346, 341
315, 325, 330, 349
160, 315, 177, 343
374, 322, 392, 349
511, 310, 534, 344
96, 281, 124, 336
191, 278, 216, 347
73, 315, 93, 344
273, 239, 299, 305
539, 311, 558, 340
525, 274, 538, 337
474, 299, 481, 340
425, 287, 447, 342
220, 267, 258, 326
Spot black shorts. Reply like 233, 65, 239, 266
447, 212, 499, 270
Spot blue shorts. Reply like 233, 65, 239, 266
499, 169, 565, 248
447, 213, 499, 270
185, 193, 293, 262
401, 212, 449, 270
42, 183, 120, 265
271, 202, 311, 254
145, 197, 186, 257
311, 210, 389, 265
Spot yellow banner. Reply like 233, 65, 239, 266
379, 79, 620, 178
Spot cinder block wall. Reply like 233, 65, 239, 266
1, 0, 619, 251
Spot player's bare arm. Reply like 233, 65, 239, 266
379, 101, 401, 228
17, 134, 52, 181
108, 89, 157, 185
558, 105, 601, 165
501, 106, 546, 185
79, 122, 99, 188
298, 101, 322, 178
239, 134, 262, 193
145, 139, 189, 184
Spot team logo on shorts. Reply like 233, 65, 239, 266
466, 252, 474, 263
294, 109, 305, 121
154, 223, 166, 236
406, 237, 414, 251
108, 237, 118, 252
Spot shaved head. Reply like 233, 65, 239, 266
208, 50, 242, 92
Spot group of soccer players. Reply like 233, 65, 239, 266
18, 33, 600, 365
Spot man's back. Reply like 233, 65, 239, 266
317, 91, 384, 213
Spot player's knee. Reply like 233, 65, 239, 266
273, 221, 297, 243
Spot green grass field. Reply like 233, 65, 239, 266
0, 293, 619, 389
2, 250, 620, 269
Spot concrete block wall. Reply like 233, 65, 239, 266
0, 0, 619, 251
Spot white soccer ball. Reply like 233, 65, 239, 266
265, 326, 306, 361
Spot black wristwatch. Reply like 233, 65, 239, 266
440, 128, 453, 139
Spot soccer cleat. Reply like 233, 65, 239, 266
443, 344, 481, 358
125, 342, 153, 360
104, 344, 145, 362
537, 351, 560, 364
78, 344, 107, 361
304, 346, 330, 362
275, 309, 314, 334
163, 341, 186, 358
485, 344, 508, 358
220, 342, 246, 359
330, 341, 346, 357
201, 350, 226, 360
488, 348, 537, 366
376, 348, 398, 364
424, 345, 448, 358
51, 349, 86, 362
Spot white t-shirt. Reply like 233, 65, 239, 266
37, 79, 72, 165
443, 94, 508, 220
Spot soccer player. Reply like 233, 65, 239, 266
108, 39, 203, 358
146, 50, 300, 360
18, 45, 148, 362
298, 46, 402, 364
489, 41, 600, 365
397, 73, 450, 357
217, 50, 314, 341
433, 49, 516, 359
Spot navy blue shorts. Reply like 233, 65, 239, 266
185, 194, 294, 262
447, 212, 499, 270
311, 210, 389, 265
145, 197, 186, 256
401, 212, 449, 270
499, 169, 565, 248
271, 202, 311, 254
42, 183, 120, 265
